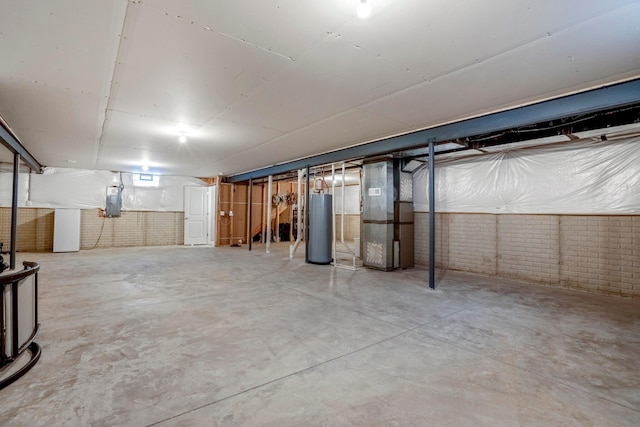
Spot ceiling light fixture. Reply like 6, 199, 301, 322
178, 134, 187, 143
141, 165, 149, 172
357, 0, 371, 19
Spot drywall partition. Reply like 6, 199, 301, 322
413, 136, 640, 298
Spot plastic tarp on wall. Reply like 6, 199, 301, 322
0, 172, 29, 205
414, 137, 640, 214
0, 167, 206, 211
332, 185, 361, 215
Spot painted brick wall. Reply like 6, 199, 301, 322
81, 209, 183, 249
0, 208, 183, 252
448, 214, 497, 275
81, 209, 115, 249
0, 208, 54, 251
560, 216, 640, 298
414, 213, 449, 268
497, 215, 560, 284
415, 212, 640, 298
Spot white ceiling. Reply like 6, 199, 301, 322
1, 0, 639, 177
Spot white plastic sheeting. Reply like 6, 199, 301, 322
414, 137, 640, 214
0, 172, 29, 205
0, 167, 206, 211
332, 185, 361, 215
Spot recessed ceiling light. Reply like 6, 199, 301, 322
178, 135, 187, 143
357, 0, 371, 18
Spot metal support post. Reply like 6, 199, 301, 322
248, 179, 252, 251
304, 165, 310, 263
266, 175, 273, 253
10, 152, 20, 270
331, 164, 336, 267
428, 139, 436, 289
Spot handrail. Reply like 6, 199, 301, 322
0, 261, 40, 285
0, 261, 41, 390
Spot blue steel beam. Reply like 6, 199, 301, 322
0, 124, 42, 172
227, 78, 640, 183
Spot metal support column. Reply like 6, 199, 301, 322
266, 175, 273, 253
331, 164, 336, 267
428, 139, 436, 289
304, 165, 310, 264
248, 179, 252, 251
10, 152, 20, 270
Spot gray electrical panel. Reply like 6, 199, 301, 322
105, 186, 122, 217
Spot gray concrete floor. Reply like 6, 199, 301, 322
1, 244, 639, 426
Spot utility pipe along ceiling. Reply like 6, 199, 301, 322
1, 1, 639, 178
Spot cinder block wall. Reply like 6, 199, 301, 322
81, 210, 183, 249
0, 208, 55, 251
0, 208, 184, 251
415, 213, 640, 298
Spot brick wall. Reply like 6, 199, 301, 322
497, 215, 560, 284
0, 208, 184, 251
415, 212, 640, 298
559, 216, 639, 297
449, 214, 497, 275
414, 213, 448, 269
0, 208, 54, 251
81, 209, 183, 249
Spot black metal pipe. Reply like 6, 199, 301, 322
304, 165, 310, 264
10, 152, 19, 270
248, 179, 252, 251
428, 139, 436, 289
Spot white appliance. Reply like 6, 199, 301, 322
53, 208, 81, 252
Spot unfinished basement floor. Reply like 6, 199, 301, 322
1, 244, 639, 426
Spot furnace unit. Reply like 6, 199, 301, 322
362, 158, 414, 270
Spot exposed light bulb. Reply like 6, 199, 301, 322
141, 165, 149, 172
357, 0, 371, 19
178, 135, 187, 143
